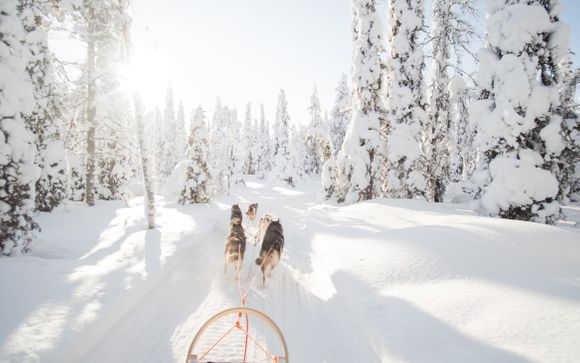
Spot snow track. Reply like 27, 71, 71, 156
2, 178, 580, 362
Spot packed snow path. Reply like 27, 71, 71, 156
1, 178, 580, 362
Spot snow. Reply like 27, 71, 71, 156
161, 160, 190, 202
482, 154, 560, 220
487, 4, 552, 54
540, 116, 566, 156
2, 177, 579, 362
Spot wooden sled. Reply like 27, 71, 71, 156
185, 307, 289, 363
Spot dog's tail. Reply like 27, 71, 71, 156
255, 257, 263, 265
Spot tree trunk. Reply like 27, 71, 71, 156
133, 92, 156, 229
85, 31, 96, 207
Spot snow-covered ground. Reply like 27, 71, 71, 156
1, 177, 580, 363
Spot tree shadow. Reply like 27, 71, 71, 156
331, 270, 533, 363
144, 229, 162, 276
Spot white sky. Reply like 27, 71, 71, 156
52, 0, 579, 126
129, 0, 352, 125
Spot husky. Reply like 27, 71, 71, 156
230, 204, 243, 224
254, 213, 274, 245
224, 204, 246, 279
255, 219, 284, 287
246, 203, 258, 223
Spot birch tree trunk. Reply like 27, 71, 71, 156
132, 92, 156, 229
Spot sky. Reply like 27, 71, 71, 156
128, 0, 352, 125
52, 0, 580, 126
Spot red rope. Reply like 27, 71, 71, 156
198, 323, 237, 360
245, 330, 278, 363
200, 227, 279, 363
241, 244, 275, 302
243, 312, 249, 362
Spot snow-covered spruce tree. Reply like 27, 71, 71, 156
180, 106, 213, 204
255, 103, 272, 179
426, 0, 477, 202
305, 86, 333, 175
383, 0, 428, 200
334, 0, 386, 203
320, 154, 338, 200
161, 82, 177, 178
94, 0, 136, 202
242, 103, 256, 175
19, 0, 69, 212
329, 74, 351, 153
209, 101, 243, 193
71, 0, 134, 206
549, 4, 579, 204
227, 108, 245, 188
0, 0, 40, 255
60, 69, 87, 202
175, 100, 186, 161
470, 0, 574, 223
209, 100, 229, 192
448, 76, 475, 183
94, 86, 134, 201
290, 124, 308, 181
272, 89, 295, 186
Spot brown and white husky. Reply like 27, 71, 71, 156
246, 203, 258, 223
224, 204, 246, 279
255, 219, 284, 287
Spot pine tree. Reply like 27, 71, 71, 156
209, 100, 239, 193
180, 106, 213, 204
19, 0, 69, 212
470, 0, 572, 223
228, 109, 245, 188
94, 0, 135, 201
290, 125, 308, 181
242, 103, 256, 175
426, 0, 477, 202
255, 104, 272, 179
209, 100, 227, 192
334, 0, 386, 203
383, 0, 428, 200
550, 3, 579, 204
448, 76, 475, 183
272, 89, 295, 186
1, 0, 40, 255
305, 86, 333, 175
72, 0, 134, 206
329, 74, 351, 153
175, 100, 186, 162
61, 70, 87, 202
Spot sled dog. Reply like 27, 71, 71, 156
255, 219, 284, 287
224, 204, 246, 278
230, 203, 243, 224
246, 203, 258, 223
255, 213, 275, 245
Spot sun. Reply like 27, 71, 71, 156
119, 43, 171, 110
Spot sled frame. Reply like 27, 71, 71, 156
185, 307, 288, 363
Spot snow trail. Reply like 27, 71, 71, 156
1, 177, 580, 362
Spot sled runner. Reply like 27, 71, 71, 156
185, 307, 288, 363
